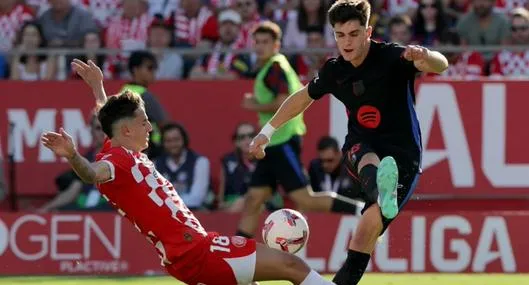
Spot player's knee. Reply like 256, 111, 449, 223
279, 253, 311, 282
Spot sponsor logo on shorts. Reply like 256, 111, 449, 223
231, 236, 247, 248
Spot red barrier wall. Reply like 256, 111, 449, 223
1, 80, 529, 201
0, 80, 329, 197
0, 211, 527, 275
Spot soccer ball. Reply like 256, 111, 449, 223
262, 209, 309, 254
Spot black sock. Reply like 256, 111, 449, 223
332, 250, 371, 285
331, 198, 356, 214
235, 230, 253, 238
359, 164, 378, 204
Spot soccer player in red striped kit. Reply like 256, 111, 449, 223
40, 59, 335, 285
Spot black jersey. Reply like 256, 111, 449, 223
307, 40, 422, 165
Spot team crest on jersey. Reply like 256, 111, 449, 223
231, 236, 247, 248
184, 232, 193, 242
352, 80, 365, 96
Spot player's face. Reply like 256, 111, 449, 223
254, 33, 279, 62
333, 20, 372, 63
163, 128, 186, 157
319, 148, 342, 173
126, 108, 152, 151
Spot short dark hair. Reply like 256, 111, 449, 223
161, 122, 189, 148
317, 136, 340, 151
328, 0, 371, 27
252, 21, 282, 41
98, 91, 145, 138
128, 50, 157, 74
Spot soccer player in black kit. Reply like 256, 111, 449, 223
249, 0, 449, 284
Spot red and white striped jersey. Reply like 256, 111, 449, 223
490, 50, 529, 78
0, 4, 34, 52
81, 0, 122, 28
174, 7, 218, 46
431, 51, 485, 79
96, 138, 208, 266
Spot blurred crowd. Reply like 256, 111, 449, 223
0, 0, 528, 81
36, 115, 359, 214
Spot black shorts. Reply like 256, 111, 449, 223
249, 136, 309, 192
342, 141, 421, 234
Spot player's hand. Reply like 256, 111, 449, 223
41, 128, 77, 159
71, 59, 104, 90
249, 134, 269, 159
403, 45, 429, 61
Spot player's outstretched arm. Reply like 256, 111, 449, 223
41, 128, 111, 184
267, 86, 313, 129
403, 45, 449, 74
249, 86, 313, 159
71, 59, 107, 110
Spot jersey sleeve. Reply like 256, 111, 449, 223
388, 43, 420, 77
264, 62, 290, 96
307, 58, 336, 100
96, 147, 132, 185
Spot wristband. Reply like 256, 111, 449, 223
260, 123, 276, 140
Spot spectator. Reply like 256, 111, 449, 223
387, 15, 414, 45
148, 14, 184, 80
147, 0, 179, 18
121, 50, 170, 158
413, 0, 449, 46
494, 0, 529, 14
173, 0, 218, 47
218, 122, 257, 212
0, 150, 5, 202
0, 0, 34, 53
489, 7, 529, 77
234, 0, 263, 48
283, 0, 334, 48
189, 9, 251, 80
456, 0, 511, 60
10, 21, 57, 81
265, 0, 299, 24
38, 0, 98, 48
81, 0, 122, 28
429, 29, 485, 79
70, 31, 109, 79
0, 55, 7, 79
37, 113, 111, 212
105, 0, 151, 78
26, 0, 83, 16
369, 0, 391, 40
443, 0, 470, 26
308, 136, 363, 214
289, 26, 331, 81
381, 0, 418, 18
155, 123, 211, 210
